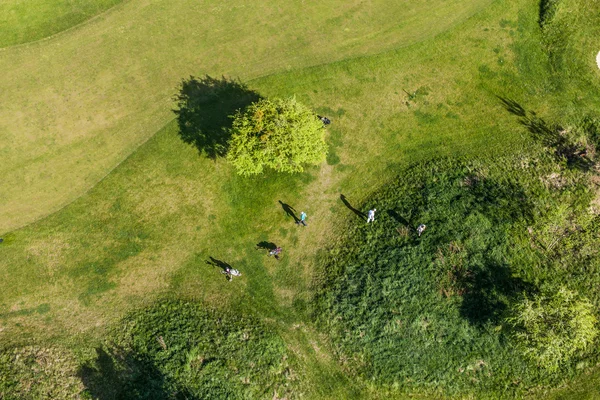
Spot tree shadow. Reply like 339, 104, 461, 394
256, 241, 277, 251
468, 177, 534, 225
279, 200, 300, 223
497, 96, 526, 118
498, 96, 593, 170
340, 194, 366, 220
79, 346, 191, 399
173, 75, 262, 159
459, 259, 534, 326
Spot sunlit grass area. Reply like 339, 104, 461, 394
0, 0, 490, 233
1, 0, 600, 398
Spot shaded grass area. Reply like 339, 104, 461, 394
174, 76, 262, 159
0, 0, 123, 48
314, 156, 600, 397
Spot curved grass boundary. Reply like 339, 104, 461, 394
0, 0, 494, 233
0, 0, 124, 48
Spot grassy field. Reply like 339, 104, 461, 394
0, 0, 123, 48
0, 0, 491, 233
1, 0, 600, 398
315, 155, 600, 398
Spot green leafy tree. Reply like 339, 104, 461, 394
226, 97, 327, 176
507, 287, 598, 372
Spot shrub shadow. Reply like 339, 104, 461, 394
79, 347, 193, 399
173, 75, 262, 159
468, 177, 534, 225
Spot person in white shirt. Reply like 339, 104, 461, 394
367, 209, 376, 223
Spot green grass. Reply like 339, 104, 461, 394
0, 0, 491, 233
78, 299, 295, 399
1, 0, 600, 398
0, 0, 123, 48
314, 155, 599, 397
0, 346, 86, 399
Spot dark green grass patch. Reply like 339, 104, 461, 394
79, 299, 296, 399
315, 155, 600, 397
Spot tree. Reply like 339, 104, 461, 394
173, 75, 261, 159
506, 286, 598, 372
226, 97, 327, 176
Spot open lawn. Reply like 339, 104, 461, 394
1, 0, 600, 398
0, 0, 491, 233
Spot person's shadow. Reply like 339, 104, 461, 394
340, 194, 366, 220
386, 209, 411, 227
279, 200, 300, 223
173, 75, 262, 159
256, 241, 277, 252
206, 257, 232, 272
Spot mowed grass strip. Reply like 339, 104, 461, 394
0, 0, 124, 48
0, 0, 492, 233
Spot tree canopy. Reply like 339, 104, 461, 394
226, 97, 327, 176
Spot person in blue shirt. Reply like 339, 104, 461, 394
297, 211, 307, 227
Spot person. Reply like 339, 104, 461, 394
269, 247, 282, 260
417, 224, 427, 237
221, 267, 232, 281
297, 211, 307, 226
367, 209, 376, 223
317, 115, 331, 125
221, 267, 242, 281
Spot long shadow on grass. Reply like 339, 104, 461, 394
79, 347, 192, 399
442, 174, 536, 325
386, 209, 411, 227
279, 200, 300, 223
173, 75, 262, 159
206, 256, 233, 272
340, 194, 366, 220
256, 241, 277, 251
498, 96, 593, 170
